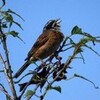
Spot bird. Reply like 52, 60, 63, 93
18, 67, 48, 92
13, 19, 64, 78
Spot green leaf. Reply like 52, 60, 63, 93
69, 38, 76, 45
85, 45, 100, 57
7, 31, 19, 37
71, 26, 82, 35
3, 12, 23, 30
4, 13, 13, 28
80, 37, 98, 45
16, 35, 25, 44
1, 24, 8, 28
74, 74, 99, 89
6, 96, 11, 100
4, 14, 13, 22
0, 34, 3, 38
7, 31, 25, 43
13, 21, 23, 30
24, 90, 35, 98
9, 21, 13, 28
49, 86, 61, 93
0, 70, 4, 72
7, 9, 25, 21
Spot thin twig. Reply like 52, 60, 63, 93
14, 71, 35, 84
27, 83, 40, 100
19, 74, 40, 99
0, 83, 12, 99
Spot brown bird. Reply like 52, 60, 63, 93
13, 19, 64, 78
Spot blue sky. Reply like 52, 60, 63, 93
0, 0, 100, 100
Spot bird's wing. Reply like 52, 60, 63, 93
25, 30, 50, 60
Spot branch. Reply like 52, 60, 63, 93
0, 22, 17, 99
0, 0, 5, 9
26, 84, 40, 100
0, 53, 9, 77
13, 33, 99, 100
17, 37, 73, 99
0, 83, 11, 99
40, 41, 81, 99
19, 75, 40, 99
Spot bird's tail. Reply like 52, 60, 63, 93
19, 82, 28, 92
19, 80, 37, 92
13, 61, 30, 78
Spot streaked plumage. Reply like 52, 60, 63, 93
13, 19, 64, 78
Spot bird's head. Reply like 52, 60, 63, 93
43, 19, 61, 31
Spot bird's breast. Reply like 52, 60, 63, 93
33, 31, 64, 60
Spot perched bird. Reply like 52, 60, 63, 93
13, 19, 64, 78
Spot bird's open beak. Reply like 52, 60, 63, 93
55, 19, 61, 28
56, 19, 62, 24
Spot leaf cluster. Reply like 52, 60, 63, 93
0, 5, 24, 42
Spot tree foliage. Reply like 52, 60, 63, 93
0, 1, 100, 100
